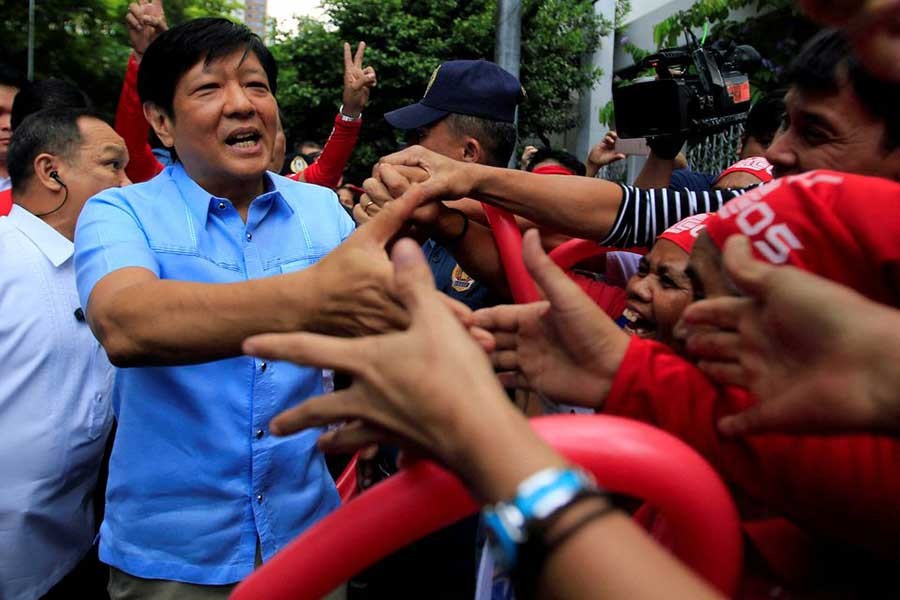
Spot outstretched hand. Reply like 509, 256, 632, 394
342, 41, 377, 117
126, 0, 168, 61
473, 230, 629, 408
679, 235, 900, 436
244, 238, 506, 473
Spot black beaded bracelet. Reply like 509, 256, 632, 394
513, 492, 617, 600
437, 207, 469, 246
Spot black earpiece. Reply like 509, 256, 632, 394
49, 170, 66, 187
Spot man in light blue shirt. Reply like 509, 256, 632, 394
1, 108, 130, 600
74, 18, 411, 598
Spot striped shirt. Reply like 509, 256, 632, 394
599, 184, 754, 248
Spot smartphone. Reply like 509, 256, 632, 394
614, 137, 651, 156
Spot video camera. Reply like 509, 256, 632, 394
613, 40, 762, 142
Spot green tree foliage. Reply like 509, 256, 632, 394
652, 0, 819, 95
270, 0, 609, 182
0, 0, 241, 119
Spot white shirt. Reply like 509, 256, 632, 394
0, 205, 114, 600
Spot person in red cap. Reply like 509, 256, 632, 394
475, 169, 900, 595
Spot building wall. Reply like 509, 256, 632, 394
244, 0, 268, 39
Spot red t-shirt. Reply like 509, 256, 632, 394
0, 188, 11, 216
569, 271, 627, 318
606, 337, 900, 566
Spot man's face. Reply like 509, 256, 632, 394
154, 49, 278, 194
765, 83, 900, 180
623, 239, 694, 347
60, 117, 130, 212
0, 84, 20, 165
405, 119, 468, 162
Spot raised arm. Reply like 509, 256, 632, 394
298, 42, 374, 187
380, 145, 744, 246
117, 0, 166, 183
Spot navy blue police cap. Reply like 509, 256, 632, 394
384, 60, 523, 129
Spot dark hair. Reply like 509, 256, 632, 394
11, 79, 93, 130
742, 92, 785, 148
525, 147, 587, 176
445, 113, 517, 167
0, 63, 24, 89
137, 17, 278, 117
8, 107, 99, 194
787, 28, 900, 149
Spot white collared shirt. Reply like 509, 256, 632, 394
0, 205, 114, 600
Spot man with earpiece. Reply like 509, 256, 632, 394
0, 107, 131, 600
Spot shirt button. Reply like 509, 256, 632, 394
256, 494, 264, 503
246, 232, 253, 241
255, 429, 264, 439
260, 362, 267, 373
217, 202, 226, 210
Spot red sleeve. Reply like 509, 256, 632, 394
568, 271, 627, 318
115, 54, 163, 184
0, 189, 11, 216
300, 113, 362, 188
605, 337, 900, 559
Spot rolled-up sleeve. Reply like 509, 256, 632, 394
74, 191, 160, 310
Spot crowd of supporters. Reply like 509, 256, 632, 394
2, 0, 900, 599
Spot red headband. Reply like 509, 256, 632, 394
532, 165, 576, 176
705, 170, 900, 305
657, 213, 713, 254
715, 157, 775, 185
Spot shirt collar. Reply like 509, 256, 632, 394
6, 204, 73, 267
170, 162, 293, 227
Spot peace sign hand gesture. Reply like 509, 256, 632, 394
125, 0, 168, 62
342, 41, 377, 118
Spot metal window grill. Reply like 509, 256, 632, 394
686, 123, 745, 175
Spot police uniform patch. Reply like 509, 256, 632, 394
451, 264, 475, 292
424, 65, 441, 98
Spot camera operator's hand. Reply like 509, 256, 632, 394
647, 133, 686, 161
586, 131, 626, 177
126, 0, 168, 63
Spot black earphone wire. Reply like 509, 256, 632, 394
34, 175, 69, 218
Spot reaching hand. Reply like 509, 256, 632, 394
519, 145, 539, 170
473, 229, 629, 408
378, 145, 479, 207
125, 0, 168, 61
679, 235, 900, 436
243, 238, 510, 474
342, 42, 377, 118
586, 132, 626, 176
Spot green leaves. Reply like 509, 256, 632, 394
270, 0, 608, 182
